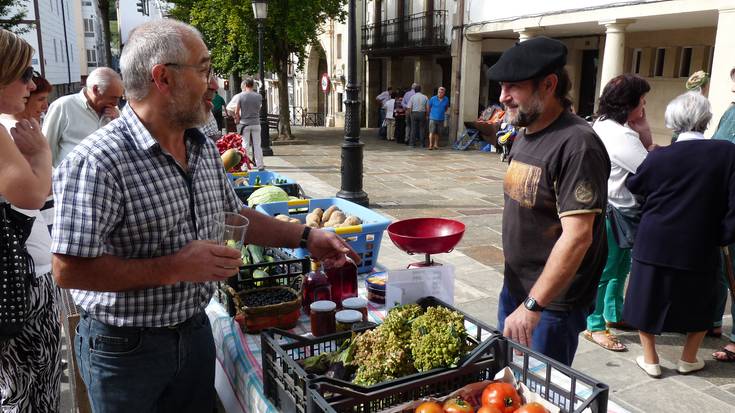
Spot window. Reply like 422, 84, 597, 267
84, 18, 94, 34
83, 1, 92, 5
654, 48, 666, 77
631, 48, 642, 75
679, 47, 692, 78
336, 34, 342, 59
87, 49, 97, 67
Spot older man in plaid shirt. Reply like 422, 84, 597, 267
51, 19, 357, 413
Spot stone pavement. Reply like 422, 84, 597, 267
58, 126, 734, 412
264, 126, 735, 412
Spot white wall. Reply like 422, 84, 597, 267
118, 0, 169, 46
465, 0, 655, 24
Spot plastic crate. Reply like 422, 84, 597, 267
217, 247, 309, 317
227, 170, 303, 203
256, 198, 391, 273
307, 337, 609, 413
261, 296, 500, 413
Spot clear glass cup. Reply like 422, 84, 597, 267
213, 212, 249, 252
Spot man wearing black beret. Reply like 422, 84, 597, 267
491, 36, 611, 365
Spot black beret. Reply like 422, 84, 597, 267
487, 36, 567, 82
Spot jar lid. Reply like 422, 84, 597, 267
342, 297, 367, 309
310, 300, 336, 312
335, 309, 363, 324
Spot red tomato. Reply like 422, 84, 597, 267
415, 401, 443, 413
481, 382, 522, 413
515, 402, 549, 413
477, 406, 504, 413
442, 397, 473, 413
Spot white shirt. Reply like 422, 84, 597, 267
408, 92, 428, 112
226, 92, 242, 116
675, 131, 707, 142
383, 99, 395, 119
376, 90, 390, 104
42, 89, 105, 167
593, 118, 648, 209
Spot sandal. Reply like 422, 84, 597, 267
712, 345, 735, 362
583, 329, 628, 352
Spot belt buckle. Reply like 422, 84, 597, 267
166, 322, 181, 330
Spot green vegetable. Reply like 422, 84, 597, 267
247, 244, 265, 265
254, 176, 262, 186
247, 185, 289, 207
252, 269, 268, 287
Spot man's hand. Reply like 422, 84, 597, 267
11, 118, 50, 157
306, 229, 361, 268
502, 305, 542, 348
172, 240, 243, 283
102, 106, 120, 120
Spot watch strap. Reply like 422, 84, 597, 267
299, 226, 311, 249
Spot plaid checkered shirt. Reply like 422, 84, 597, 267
51, 104, 242, 327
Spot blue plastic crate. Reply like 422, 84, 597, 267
255, 198, 391, 274
227, 171, 301, 204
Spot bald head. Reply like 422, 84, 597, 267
86, 67, 122, 94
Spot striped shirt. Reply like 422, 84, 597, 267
51, 104, 241, 327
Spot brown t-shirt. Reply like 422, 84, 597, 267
502, 111, 610, 311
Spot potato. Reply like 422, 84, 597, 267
288, 218, 301, 224
305, 212, 321, 228
274, 214, 290, 222
343, 216, 362, 226
322, 206, 339, 222
312, 208, 324, 220
323, 211, 346, 228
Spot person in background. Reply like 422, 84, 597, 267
211, 89, 225, 130
624, 92, 735, 377
427, 86, 450, 150
0, 28, 59, 412
42, 67, 124, 167
234, 77, 264, 170
488, 37, 610, 366
198, 75, 222, 142
402, 83, 417, 145
376, 86, 392, 128
582, 74, 651, 352
408, 85, 428, 148
712, 66, 735, 362
51, 20, 359, 412
671, 70, 710, 144
383, 91, 396, 141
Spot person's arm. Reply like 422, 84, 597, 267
41, 101, 66, 166
628, 108, 653, 150
503, 213, 595, 346
0, 120, 52, 209
234, 102, 241, 124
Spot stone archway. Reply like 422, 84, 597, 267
304, 42, 328, 124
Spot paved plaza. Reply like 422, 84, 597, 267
59, 126, 734, 412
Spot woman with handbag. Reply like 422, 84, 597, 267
0, 29, 59, 411
582, 74, 651, 352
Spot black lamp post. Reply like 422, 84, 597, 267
337, 0, 369, 206
252, 0, 273, 156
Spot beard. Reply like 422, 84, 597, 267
505, 93, 544, 128
167, 83, 208, 129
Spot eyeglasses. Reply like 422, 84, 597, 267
163, 63, 213, 80
20, 67, 35, 84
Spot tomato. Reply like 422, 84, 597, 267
515, 402, 549, 413
477, 406, 504, 413
442, 397, 473, 413
415, 401, 443, 413
481, 382, 521, 413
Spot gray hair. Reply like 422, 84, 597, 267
244, 78, 255, 88
86, 67, 121, 94
664, 92, 712, 134
120, 19, 202, 101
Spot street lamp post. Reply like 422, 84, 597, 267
337, 0, 369, 206
252, 0, 273, 156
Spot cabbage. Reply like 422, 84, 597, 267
247, 185, 289, 207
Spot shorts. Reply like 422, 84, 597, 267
429, 120, 443, 134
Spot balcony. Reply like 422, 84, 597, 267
361, 10, 448, 56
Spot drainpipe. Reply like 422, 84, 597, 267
449, 0, 465, 141
33, 0, 45, 77
60, 0, 72, 86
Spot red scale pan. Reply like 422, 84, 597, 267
387, 218, 466, 268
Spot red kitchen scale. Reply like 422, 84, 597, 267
387, 218, 466, 268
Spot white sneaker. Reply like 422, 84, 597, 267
636, 355, 662, 378
677, 358, 705, 374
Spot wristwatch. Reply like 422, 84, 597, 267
523, 296, 545, 312
299, 226, 311, 249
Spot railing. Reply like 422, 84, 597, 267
361, 10, 447, 52
289, 106, 325, 127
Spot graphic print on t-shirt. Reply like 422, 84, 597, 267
504, 160, 542, 209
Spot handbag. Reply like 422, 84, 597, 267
0, 202, 36, 339
606, 204, 640, 249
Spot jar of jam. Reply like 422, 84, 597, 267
341, 297, 368, 322
302, 260, 332, 312
326, 260, 358, 308
310, 300, 336, 337
335, 310, 363, 332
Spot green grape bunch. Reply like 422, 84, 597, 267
410, 306, 468, 372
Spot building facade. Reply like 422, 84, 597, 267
454, 0, 735, 144
1, 0, 83, 97
72, 0, 107, 80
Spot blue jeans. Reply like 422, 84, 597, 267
75, 309, 216, 413
497, 284, 589, 366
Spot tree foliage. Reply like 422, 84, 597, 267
169, 0, 346, 138
0, 0, 31, 34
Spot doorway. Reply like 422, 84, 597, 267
578, 49, 599, 118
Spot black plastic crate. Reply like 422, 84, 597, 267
307, 337, 609, 413
218, 247, 309, 317
261, 296, 501, 413
234, 183, 305, 204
